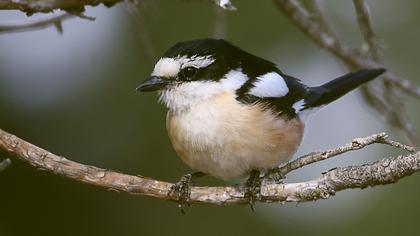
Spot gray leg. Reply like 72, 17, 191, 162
244, 169, 261, 211
169, 171, 205, 214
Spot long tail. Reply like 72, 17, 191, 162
296, 68, 386, 113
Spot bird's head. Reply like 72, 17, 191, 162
136, 38, 280, 112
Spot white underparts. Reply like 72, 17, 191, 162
159, 69, 248, 112
249, 72, 289, 97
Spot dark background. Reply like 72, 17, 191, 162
1, 1, 419, 235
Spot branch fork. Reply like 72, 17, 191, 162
0, 0, 419, 208
0, 128, 417, 206
273, 0, 420, 145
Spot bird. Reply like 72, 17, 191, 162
136, 38, 385, 209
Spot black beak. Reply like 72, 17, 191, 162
136, 76, 168, 92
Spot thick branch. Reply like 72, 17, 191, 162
0, 128, 418, 205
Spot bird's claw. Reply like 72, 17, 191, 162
264, 168, 285, 184
244, 170, 261, 211
169, 173, 193, 214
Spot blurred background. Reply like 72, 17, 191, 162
1, 0, 419, 235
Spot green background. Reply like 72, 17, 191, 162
1, 0, 419, 235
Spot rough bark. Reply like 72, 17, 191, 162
1, 128, 417, 205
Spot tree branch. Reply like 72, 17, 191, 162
350, 0, 419, 145
273, 133, 415, 177
272, 0, 420, 145
1, 0, 419, 207
273, 0, 420, 97
0, 0, 237, 14
309, 0, 338, 41
0, 128, 417, 205
273, 0, 357, 64
386, 72, 420, 99
0, 13, 73, 34
353, 0, 381, 62
0, 0, 122, 14
124, 2, 157, 62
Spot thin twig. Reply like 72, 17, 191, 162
386, 72, 420, 99
0, 0, 419, 207
351, 0, 419, 145
1, 128, 418, 205
212, 4, 227, 38
378, 137, 417, 152
0, 13, 73, 34
272, 0, 358, 66
273, 0, 420, 98
0, 158, 11, 172
309, 0, 338, 39
124, 1, 157, 62
353, 0, 381, 61
272, 133, 415, 177
273, 0, 419, 146
266, 152, 420, 203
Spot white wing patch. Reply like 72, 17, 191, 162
220, 69, 248, 90
249, 72, 289, 97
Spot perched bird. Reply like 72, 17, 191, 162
136, 38, 385, 208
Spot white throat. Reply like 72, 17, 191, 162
159, 69, 248, 112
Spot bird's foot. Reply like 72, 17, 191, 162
169, 172, 205, 214
244, 170, 262, 211
264, 168, 285, 184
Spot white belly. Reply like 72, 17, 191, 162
166, 92, 304, 180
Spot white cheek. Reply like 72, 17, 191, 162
159, 81, 222, 111
159, 69, 249, 111
249, 72, 289, 97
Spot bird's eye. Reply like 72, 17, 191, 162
181, 67, 198, 80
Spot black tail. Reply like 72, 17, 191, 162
302, 68, 386, 110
